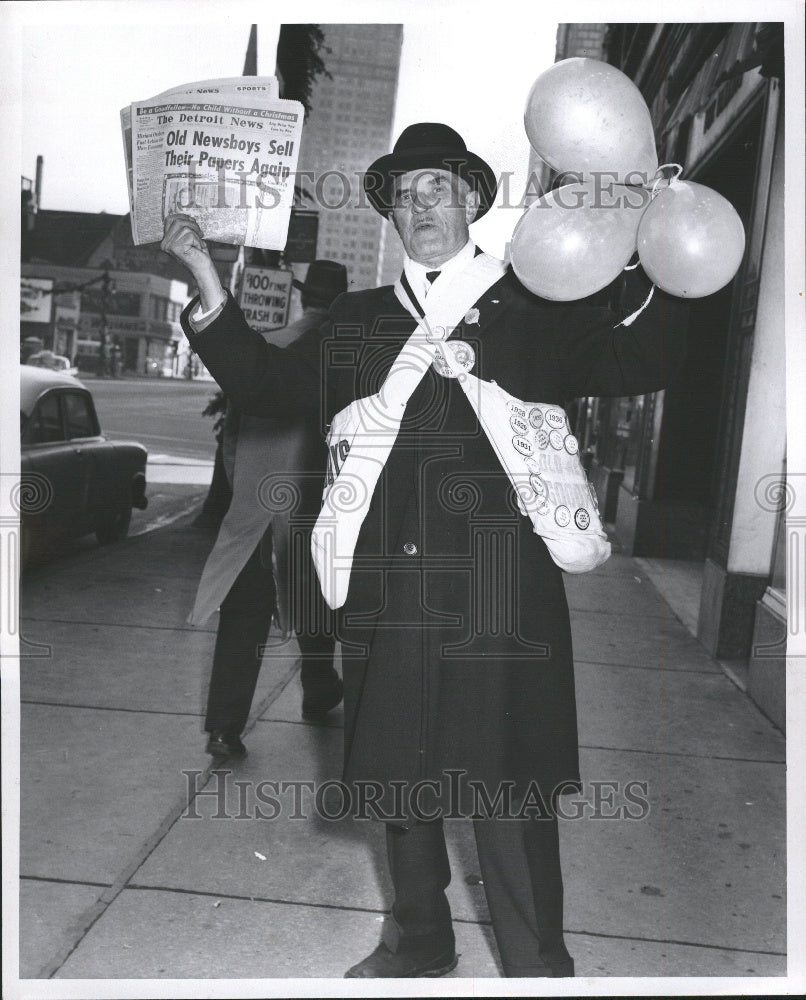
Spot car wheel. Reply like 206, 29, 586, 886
95, 495, 132, 545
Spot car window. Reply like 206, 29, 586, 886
27, 392, 64, 444
64, 391, 96, 439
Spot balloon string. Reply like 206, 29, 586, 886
650, 162, 684, 199
619, 284, 656, 327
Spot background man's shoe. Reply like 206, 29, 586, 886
344, 942, 458, 978
301, 675, 344, 721
205, 731, 247, 758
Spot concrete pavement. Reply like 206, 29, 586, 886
15, 480, 787, 989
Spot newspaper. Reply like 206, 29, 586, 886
120, 77, 303, 250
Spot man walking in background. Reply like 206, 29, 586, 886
189, 261, 348, 757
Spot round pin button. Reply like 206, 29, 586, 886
536, 429, 549, 450
574, 508, 590, 530
528, 407, 544, 429
432, 340, 475, 378
546, 407, 566, 430
510, 415, 529, 435
403, 542, 418, 555
554, 505, 571, 527
549, 429, 564, 450
529, 473, 547, 497
512, 436, 534, 457
564, 434, 579, 455
535, 497, 550, 516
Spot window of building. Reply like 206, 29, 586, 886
150, 296, 178, 321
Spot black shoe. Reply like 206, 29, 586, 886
205, 730, 247, 758
344, 942, 458, 978
301, 675, 344, 721
504, 956, 575, 978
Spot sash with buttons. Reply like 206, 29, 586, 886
395, 265, 611, 576
310, 252, 507, 610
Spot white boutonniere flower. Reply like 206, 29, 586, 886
464, 308, 480, 325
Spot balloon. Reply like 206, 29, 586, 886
525, 58, 658, 185
510, 179, 648, 301
637, 181, 746, 297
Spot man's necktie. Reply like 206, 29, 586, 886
426, 270, 441, 285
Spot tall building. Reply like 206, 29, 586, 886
295, 24, 403, 292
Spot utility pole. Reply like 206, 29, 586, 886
98, 270, 111, 376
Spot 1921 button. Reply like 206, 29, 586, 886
403, 542, 418, 555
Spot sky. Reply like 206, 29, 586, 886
15, 1, 557, 259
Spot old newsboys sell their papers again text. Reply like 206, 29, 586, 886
121, 77, 303, 250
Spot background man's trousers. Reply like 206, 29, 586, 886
204, 527, 337, 735
384, 815, 574, 978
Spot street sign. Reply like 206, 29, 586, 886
285, 209, 319, 263
238, 265, 293, 332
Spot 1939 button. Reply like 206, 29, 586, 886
403, 542, 418, 555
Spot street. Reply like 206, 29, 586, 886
85, 376, 220, 462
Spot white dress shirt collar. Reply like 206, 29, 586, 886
402, 238, 476, 307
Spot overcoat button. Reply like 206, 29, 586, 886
403, 542, 418, 555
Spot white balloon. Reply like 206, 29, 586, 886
511, 180, 648, 302
525, 58, 658, 185
637, 181, 746, 297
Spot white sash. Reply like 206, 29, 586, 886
401, 287, 611, 576
310, 252, 507, 609
436, 364, 611, 575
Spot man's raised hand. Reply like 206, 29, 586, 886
161, 213, 226, 312
161, 213, 212, 270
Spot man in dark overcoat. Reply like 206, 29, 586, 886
162, 122, 688, 979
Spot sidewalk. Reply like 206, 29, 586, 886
17, 509, 786, 985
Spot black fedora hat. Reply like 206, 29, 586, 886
292, 260, 348, 307
364, 123, 498, 220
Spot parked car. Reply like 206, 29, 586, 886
25, 350, 79, 377
19, 366, 148, 567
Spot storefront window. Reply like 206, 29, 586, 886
595, 394, 646, 493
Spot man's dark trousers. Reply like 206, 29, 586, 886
204, 529, 276, 736
204, 527, 338, 735
383, 815, 574, 977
